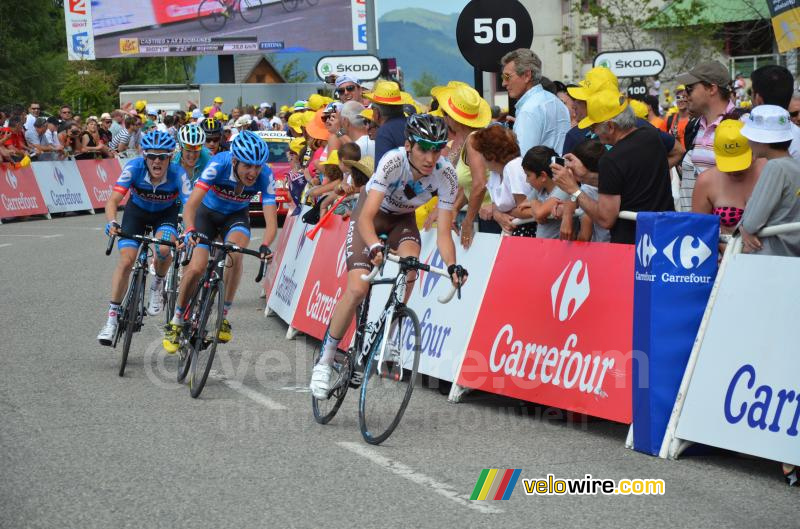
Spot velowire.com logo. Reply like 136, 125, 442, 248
470, 469, 521, 501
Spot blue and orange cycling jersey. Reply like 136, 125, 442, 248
195, 151, 276, 215
172, 146, 212, 184
113, 157, 192, 212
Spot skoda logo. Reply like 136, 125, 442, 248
321, 63, 332, 75
53, 167, 65, 186
551, 260, 590, 322
5, 169, 17, 190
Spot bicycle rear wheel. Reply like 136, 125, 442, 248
312, 348, 352, 425
188, 281, 224, 398
281, 0, 298, 12
239, 0, 263, 22
198, 0, 228, 31
163, 251, 179, 327
119, 268, 145, 377
358, 306, 421, 445
176, 286, 200, 384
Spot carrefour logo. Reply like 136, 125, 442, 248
295, 223, 309, 258
550, 261, 590, 322
635, 233, 715, 285
663, 235, 712, 269
53, 167, 65, 186
5, 169, 18, 190
636, 233, 656, 268
335, 240, 347, 277
419, 249, 445, 298
96, 165, 108, 183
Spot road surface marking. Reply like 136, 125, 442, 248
337, 442, 503, 514
217, 16, 303, 38
209, 370, 287, 410
0, 243, 12, 248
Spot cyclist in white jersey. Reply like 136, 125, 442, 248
309, 114, 469, 399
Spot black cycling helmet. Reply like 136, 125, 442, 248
200, 117, 222, 136
405, 113, 448, 145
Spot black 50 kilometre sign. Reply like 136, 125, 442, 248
456, 0, 534, 72
593, 49, 666, 78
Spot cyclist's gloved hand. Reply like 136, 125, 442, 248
105, 220, 120, 236
259, 244, 273, 262
183, 227, 197, 247
447, 264, 469, 287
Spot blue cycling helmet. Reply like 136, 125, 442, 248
231, 130, 268, 165
140, 129, 176, 151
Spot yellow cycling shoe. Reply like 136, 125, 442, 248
163, 323, 181, 354
218, 319, 232, 343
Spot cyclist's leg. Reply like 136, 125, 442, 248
220, 214, 251, 308
388, 213, 422, 304
170, 205, 219, 324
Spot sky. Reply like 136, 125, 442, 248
376, 0, 467, 17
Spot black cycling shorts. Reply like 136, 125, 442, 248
119, 201, 179, 250
194, 203, 251, 248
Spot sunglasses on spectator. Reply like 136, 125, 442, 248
144, 153, 171, 161
336, 85, 357, 95
411, 135, 447, 152
103, 119, 112, 123
501, 72, 516, 81
30, 107, 40, 111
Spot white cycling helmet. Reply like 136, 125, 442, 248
178, 124, 206, 148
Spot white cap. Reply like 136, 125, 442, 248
740, 105, 793, 144
235, 114, 253, 127
259, 102, 269, 109
146, 106, 158, 116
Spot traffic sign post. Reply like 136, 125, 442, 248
456, 0, 533, 94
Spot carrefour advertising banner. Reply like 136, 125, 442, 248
31, 162, 93, 214
70, 0, 359, 59
632, 212, 718, 455
457, 238, 635, 423
675, 254, 800, 467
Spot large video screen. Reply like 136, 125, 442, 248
65, 0, 364, 59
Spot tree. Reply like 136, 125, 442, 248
411, 71, 438, 98
59, 61, 117, 118
276, 57, 308, 83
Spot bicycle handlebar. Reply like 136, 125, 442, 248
360, 253, 460, 304
105, 231, 176, 256
182, 234, 270, 283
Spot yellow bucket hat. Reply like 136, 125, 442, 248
578, 89, 629, 129
364, 81, 406, 105
434, 84, 491, 128
289, 137, 306, 154
322, 150, 340, 166
714, 119, 752, 173
307, 94, 325, 111
568, 67, 619, 101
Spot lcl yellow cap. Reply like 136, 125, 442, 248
714, 119, 752, 173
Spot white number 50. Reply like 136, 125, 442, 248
474, 18, 517, 44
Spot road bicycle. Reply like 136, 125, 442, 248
312, 246, 463, 445
105, 230, 176, 377
176, 235, 269, 398
197, 0, 264, 32
281, 0, 319, 13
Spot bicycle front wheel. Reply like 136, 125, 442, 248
163, 252, 179, 327
312, 349, 352, 424
198, 0, 228, 32
358, 306, 421, 445
239, 0, 263, 23
119, 268, 145, 377
188, 281, 224, 398
281, 0, 299, 12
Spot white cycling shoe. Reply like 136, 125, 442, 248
97, 320, 118, 346
147, 286, 164, 316
310, 363, 334, 400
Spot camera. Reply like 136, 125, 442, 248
550, 155, 566, 166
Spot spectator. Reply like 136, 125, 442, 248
563, 67, 684, 168
227, 107, 242, 128
163, 114, 176, 138
661, 85, 691, 148
25, 117, 61, 161
692, 119, 764, 234
740, 105, 800, 256
675, 60, 734, 211
645, 95, 665, 130
339, 101, 374, 160
490, 105, 504, 126
1, 116, 29, 160
554, 82, 578, 128
210, 96, 224, 116
469, 125, 538, 237
365, 81, 408, 164
551, 90, 674, 244
749, 65, 800, 162
334, 75, 363, 103
57, 105, 73, 127
520, 145, 573, 239
501, 48, 570, 155
45, 116, 61, 152
109, 115, 137, 154
24, 102, 41, 131
571, 139, 610, 242
58, 120, 85, 158
789, 91, 800, 127
98, 113, 114, 145
108, 110, 124, 137
76, 117, 110, 159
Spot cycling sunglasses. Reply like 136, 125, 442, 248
336, 85, 357, 95
411, 135, 447, 152
182, 144, 203, 152
144, 153, 171, 161
205, 136, 221, 143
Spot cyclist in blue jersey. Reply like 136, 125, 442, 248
163, 130, 277, 352
97, 130, 192, 345
173, 124, 211, 183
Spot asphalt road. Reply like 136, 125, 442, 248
94, 0, 353, 58
0, 213, 796, 528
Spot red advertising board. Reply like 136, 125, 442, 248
291, 214, 356, 348
76, 159, 125, 209
151, 0, 217, 25
263, 213, 297, 300
456, 238, 635, 423
0, 164, 49, 218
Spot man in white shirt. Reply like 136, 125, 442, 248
24, 102, 41, 131
339, 101, 375, 160
501, 48, 570, 155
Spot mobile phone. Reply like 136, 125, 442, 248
550, 155, 566, 166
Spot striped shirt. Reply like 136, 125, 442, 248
109, 128, 131, 150
678, 102, 734, 211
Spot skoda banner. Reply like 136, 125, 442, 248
632, 212, 719, 455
